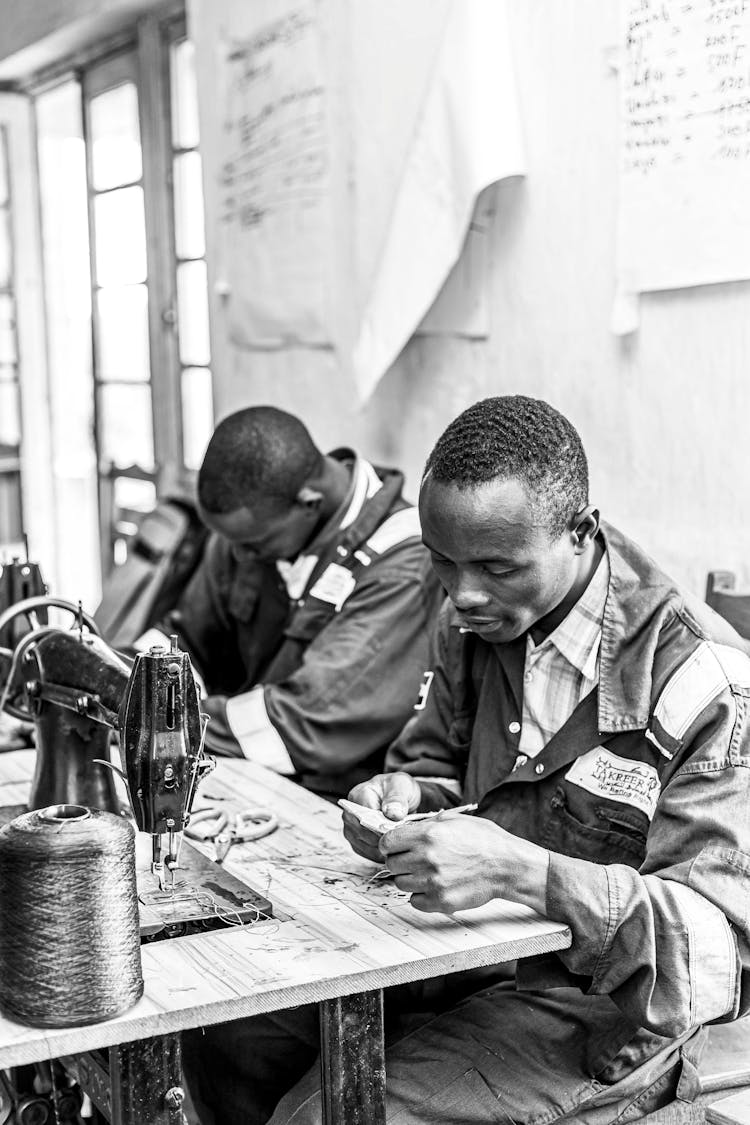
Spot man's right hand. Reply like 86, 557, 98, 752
342, 772, 421, 862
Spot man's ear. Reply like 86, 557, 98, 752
296, 485, 324, 511
571, 504, 600, 549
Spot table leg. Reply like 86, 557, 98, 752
319, 990, 386, 1125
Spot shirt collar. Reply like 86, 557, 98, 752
276, 452, 382, 597
528, 552, 610, 681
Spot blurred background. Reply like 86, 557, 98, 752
0, 0, 747, 612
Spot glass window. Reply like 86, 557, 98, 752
0, 379, 20, 447
96, 285, 150, 381
181, 366, 213, 470
89, 83, 142, 191
176, 259, 210, 366
0, 135, 7, 207
93, 186, 148, 286
169, 34, 213, 470
0, 294, 16, 365
173, 151, 206, 260
0, 210, 11, 291
170, 39, 201, 150
98, 383, 154, 467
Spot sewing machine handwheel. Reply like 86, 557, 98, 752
0, 596, 100, 722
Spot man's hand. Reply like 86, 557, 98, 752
380, 815, 551, 916
202, 695, 242, 756
342, 772, 421, 862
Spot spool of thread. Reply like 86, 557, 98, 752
0, 804, 143, 1028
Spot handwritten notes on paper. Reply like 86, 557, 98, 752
220, 3, 332, 346
617, 0, 750, 294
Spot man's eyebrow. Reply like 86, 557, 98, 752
421, 539, 519, 567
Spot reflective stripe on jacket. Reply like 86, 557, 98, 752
387, 520, 750, 1073
170, 452, 443, 797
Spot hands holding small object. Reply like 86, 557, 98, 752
340, 772, 550, 916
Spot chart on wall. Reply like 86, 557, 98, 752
617, 0, 750, 295
217, 0, 333, 347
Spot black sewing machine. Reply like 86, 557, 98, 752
0, 594, 272, 939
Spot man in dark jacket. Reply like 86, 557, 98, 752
190, 395, 750, 1125
149, 405, 442, 800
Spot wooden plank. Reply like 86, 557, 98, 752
0, 751, 571, 1069
707, 1089, 750, 1125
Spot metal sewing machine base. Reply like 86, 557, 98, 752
137, 836, 273, 939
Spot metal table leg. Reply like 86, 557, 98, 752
319, 990, 386, 1125
66, 1034, 184, 1125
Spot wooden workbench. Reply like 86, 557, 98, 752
0, 749, 571, 1123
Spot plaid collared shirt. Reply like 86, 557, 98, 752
519, 553, 610, 759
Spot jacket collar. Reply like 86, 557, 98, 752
449, 521, 696, 736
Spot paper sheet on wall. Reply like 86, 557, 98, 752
218, 2, 332, 347
617, 0, 750, 303
199, 0, 525, 392
351, 0, 525, 398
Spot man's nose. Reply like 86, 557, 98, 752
449, 569, 490, 612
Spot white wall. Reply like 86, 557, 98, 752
192, 0, 750, 596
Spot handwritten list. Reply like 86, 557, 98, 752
617, 0, 750, 293
219, 2, 332, 346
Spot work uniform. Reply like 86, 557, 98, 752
167, 450, 443, 799
186, 520, 750, 1125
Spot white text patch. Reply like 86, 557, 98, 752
565, 748, 660, 820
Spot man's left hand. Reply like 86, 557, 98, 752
379, 813, 550, 916
202, 695, 242, 756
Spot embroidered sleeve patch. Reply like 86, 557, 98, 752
565, 748, 661, 820
309, 563, 357, 610
654, 641, 750, 743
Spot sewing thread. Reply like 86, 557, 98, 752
0, 804, 143, 1027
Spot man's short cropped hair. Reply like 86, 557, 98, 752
198, 406, 323, 515
424, 396, 589, 537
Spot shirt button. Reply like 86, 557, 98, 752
509, 721, 521, 734
524, 671, 533, 683
535, 763, 545, 775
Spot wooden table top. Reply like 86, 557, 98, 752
0, 750, 570, 1068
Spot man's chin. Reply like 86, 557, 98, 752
458, 617, 521, 643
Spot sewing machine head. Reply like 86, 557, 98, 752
118, 635, 213, 888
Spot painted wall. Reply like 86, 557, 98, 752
191, 0, 750, 596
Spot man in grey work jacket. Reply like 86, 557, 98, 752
213, 395, 750, 1125
143, 405, 443, 800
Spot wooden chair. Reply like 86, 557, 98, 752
706, 571, 750, 641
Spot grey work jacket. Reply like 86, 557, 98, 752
170, 452, 443, 798
387, 521, 750, 1078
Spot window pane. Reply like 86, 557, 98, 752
0, 380, 20, 446
113, 474, 157, 514
0, 129, 8, 207
0, 129, 8, 206
96, 285, 150, 382
170, 40, 200, 150
0, 472, 22, 544
173, 151, 206, 259
176, 259, 210, 365
0, 295, 16, 364
0, 209, 11, 290
94, 186, 147, 286
181, 366, 213, 470
98, 383, 154, 468
89, 83, 142, 191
